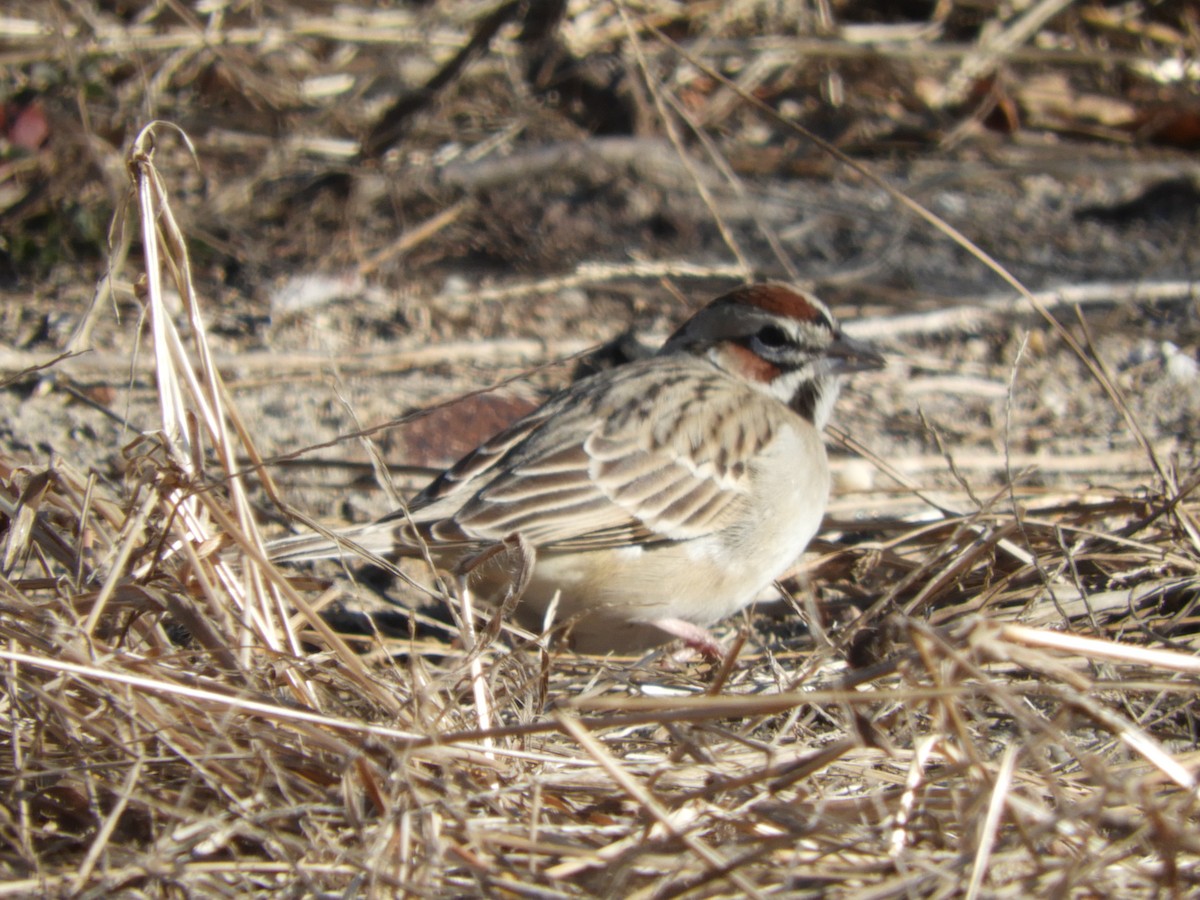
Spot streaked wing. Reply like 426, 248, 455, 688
386, 357, 791, 553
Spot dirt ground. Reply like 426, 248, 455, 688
3, 4, 1199, 523
5, 132, 1200, 516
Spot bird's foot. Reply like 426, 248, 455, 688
653, 618, 724, 659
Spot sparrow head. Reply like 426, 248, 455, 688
660, 283, 884, 428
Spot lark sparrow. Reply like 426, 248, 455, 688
271, 283, 883, 654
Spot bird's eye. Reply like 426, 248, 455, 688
754, 324, 790, 349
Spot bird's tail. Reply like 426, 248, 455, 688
267, 521, 398, 565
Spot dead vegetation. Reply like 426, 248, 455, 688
2, 0, 1200, 896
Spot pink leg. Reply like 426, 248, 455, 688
653, 618, 723, 659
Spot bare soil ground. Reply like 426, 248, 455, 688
2, 1, 1199, 896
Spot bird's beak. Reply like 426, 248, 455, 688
828, 333, 885, 374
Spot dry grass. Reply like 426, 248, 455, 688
3, 1, 1200, 897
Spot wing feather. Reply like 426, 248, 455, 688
393, 357, 792, 553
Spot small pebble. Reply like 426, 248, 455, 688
838, 458, 876, 492
1161, 341, 1199, 382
